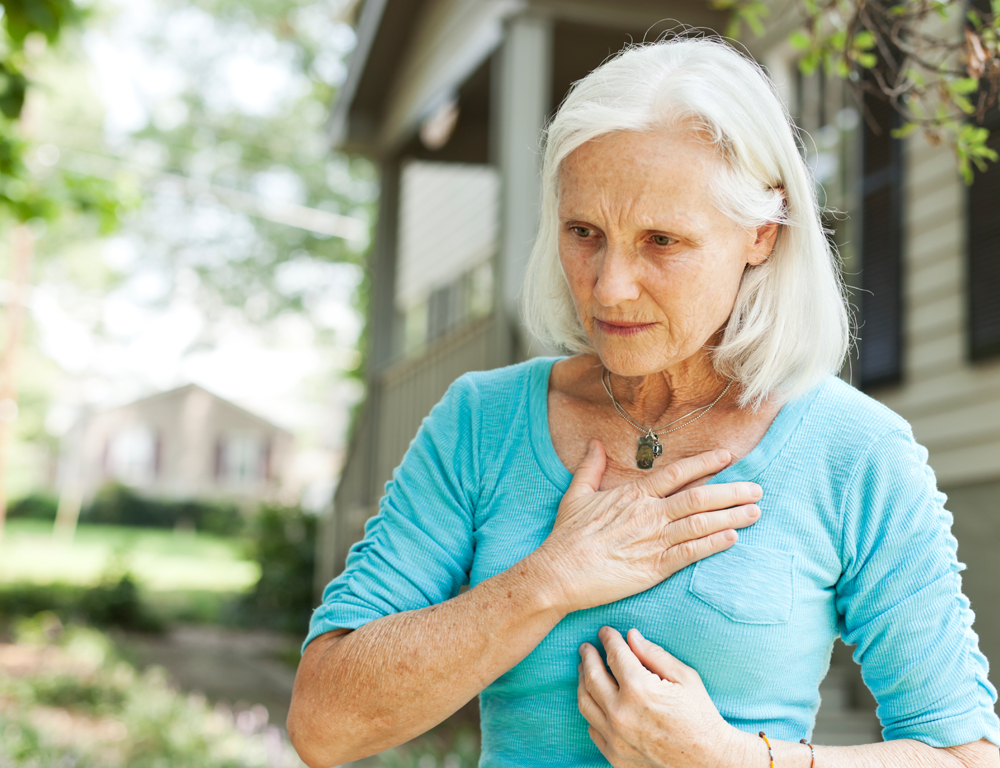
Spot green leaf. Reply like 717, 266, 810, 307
0, 63, 28, 120
958, 155, 973, 185
800, 51, 821, 76
891, 122, 920, 139
853, 30, 876, 49
954, 95, 976, 114
950, 77, 980, 95
789, 30, 812, 50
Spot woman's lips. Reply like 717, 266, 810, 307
594, 319, 656, 336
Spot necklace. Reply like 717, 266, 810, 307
601, 368, 732, 469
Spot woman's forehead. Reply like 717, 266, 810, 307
557, 130, 721, 224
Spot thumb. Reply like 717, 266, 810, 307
627, 629, 690, 684
566, 439, 606, 498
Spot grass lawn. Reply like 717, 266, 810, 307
0, 520, 259, 593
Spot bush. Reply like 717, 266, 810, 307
0, 573, 162, 634
81, 483, 244, 535
238, 504, 316, 634
6, 494, 58, 522
0, 617, 305, 768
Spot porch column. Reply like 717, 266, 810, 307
369, 157, 403, 374
492, 14, 553, 364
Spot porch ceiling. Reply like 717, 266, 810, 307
330, 0, 730, 159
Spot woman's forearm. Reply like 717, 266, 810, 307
740, 733, 998, 768
286, 554, 566, 768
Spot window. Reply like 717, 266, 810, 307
966, 95, 1000, 360
858, 69, 904, 388
107, 425, 159, 486
214, 433, 269, 487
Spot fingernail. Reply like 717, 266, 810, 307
715, 449, 730, 462
747, 505, 760, 519
724, 530, 738, 542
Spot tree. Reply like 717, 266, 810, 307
719, 0, 1000, 181
0, 0, 130, 541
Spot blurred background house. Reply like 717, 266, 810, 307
63, 383, 294, 505
318, 0, 1000, 745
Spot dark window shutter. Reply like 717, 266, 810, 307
859, 77, 904, 389
967, 111, 1000, 361
260, 437, 272, 481
153, 432, 162, 478
214, 438, 225, 482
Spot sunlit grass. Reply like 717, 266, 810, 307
0, 521, 259, 593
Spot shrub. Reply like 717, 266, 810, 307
0, 574, 162, 634
6, 494, 58, 522
81, 483, 244, 535
238, 504, 316, 634
0, 617, 305, 768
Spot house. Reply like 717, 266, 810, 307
65, 383, 294, 503
319, 0, 1000, 741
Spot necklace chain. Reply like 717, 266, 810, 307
601, 368, 732, 438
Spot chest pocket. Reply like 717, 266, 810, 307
688, 544, 795, 624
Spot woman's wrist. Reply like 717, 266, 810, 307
492, 548, 573, 622
721, 726, 762, 767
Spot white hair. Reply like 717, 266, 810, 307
522, 36, 850, 409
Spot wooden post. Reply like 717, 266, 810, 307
0, 224, 35, 546
491, 14, 553, 365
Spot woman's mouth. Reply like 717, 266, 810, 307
594, 319, 656, 337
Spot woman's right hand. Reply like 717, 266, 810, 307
530, 440, 762, 614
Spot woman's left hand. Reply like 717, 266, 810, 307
578, 627, 749, 768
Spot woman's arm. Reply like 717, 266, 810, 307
288, 553, 564, 768
577, 627, 999, 768
287, 444, 764, 767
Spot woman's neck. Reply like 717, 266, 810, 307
601, 354, 730, 427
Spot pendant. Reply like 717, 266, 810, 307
636, 433, 663, 469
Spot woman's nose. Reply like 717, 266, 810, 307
592, 244, 641, 306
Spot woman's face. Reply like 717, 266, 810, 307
557, 129, 776, 379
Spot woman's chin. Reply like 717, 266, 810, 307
593, 348, 671, 378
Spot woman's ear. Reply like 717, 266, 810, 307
747, 220, 779, 266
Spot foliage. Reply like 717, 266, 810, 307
82, 483, 244, 536
238, 503, 316, 634
6, 492, 57, 521
718, 0, 1000, 181
360, 721, 481, 768
0, 571, 161, 632
76, 0, 376, 350
0, 614, 304, 767
0, 0, 129, 225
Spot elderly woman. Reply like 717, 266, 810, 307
287, 37, 1000, 768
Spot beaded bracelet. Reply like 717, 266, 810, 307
758, 731, 774, 768
800, 739, 816, 768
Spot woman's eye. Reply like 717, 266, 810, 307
651, 234, 675, 247
569, 225, 591, 238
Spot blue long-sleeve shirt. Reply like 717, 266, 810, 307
306, 356, 1000, 766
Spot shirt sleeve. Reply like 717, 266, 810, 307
303, 374, 481, 651
835, 427, 1000, 747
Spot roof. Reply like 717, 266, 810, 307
94, 383, 293, 436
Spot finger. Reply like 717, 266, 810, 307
661, 528, 740, 573
661, 481, 763, 523
664, 504, 761, 546
588, 724, 609, 756
565, 440, 607, 500
579, 642, 619, 707
598, 627, 648, 690
577, 663, 610, 730
639, 449, 732, 497
626, 628, 689, 684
